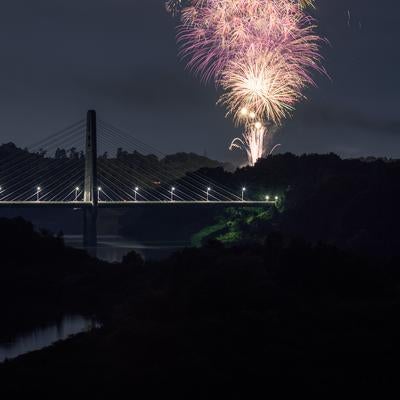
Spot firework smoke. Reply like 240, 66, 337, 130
167, 0, 323, 165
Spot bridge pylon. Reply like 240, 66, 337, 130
83, 110, 98, 254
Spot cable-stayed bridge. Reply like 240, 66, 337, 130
0, 111, 277, 251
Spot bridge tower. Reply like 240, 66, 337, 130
83, 110, 98, 253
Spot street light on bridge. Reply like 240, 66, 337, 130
170, 187, 176, 202
98, 187, 102, 202
134, 187, 139, 202
36, 187, 41, 202
206, 187, 211, 202
75, 187, 80, 202
241, 187, 246, 202
265, 195, 270, 202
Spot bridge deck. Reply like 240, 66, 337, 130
0, 201, 276, 208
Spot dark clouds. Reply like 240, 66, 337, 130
0, 0, 399, 160
295, 104, 400, 136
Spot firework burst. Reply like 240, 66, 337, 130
220, 49, 302, 125
167, 0, 324, 165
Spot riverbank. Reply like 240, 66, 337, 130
2, 225, 400, 395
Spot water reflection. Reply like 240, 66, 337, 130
0, 315, 97, 363
64, 235, 189, 262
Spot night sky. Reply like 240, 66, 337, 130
0, 0, 399, 161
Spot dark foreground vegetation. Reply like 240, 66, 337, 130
1, 218, 400, 396
0, 218, 132, 341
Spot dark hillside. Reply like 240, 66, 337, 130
1, 234, 400, 396
194, 154, 400, 255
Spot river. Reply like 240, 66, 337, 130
64, 235, 190, 262
0, 315, 99, 363
0, 237, 188, 362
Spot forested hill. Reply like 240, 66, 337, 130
0, 142, 233, 177
194, 153, 400, 256
0, 143, 233, 199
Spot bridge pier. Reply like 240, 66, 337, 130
83, 110, 98, 256
83, 206, 97, 252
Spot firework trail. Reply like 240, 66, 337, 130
167, 0, 323, 165
229, 124, 271, 167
